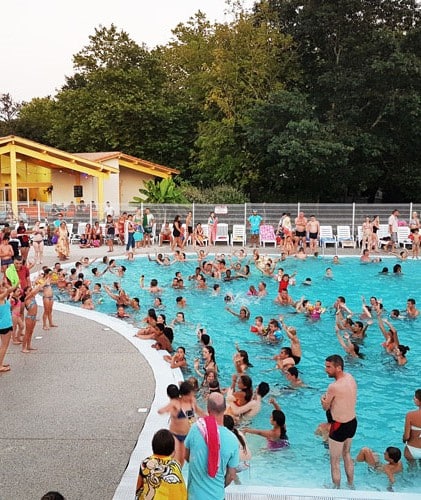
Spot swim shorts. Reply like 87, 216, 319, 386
329, 417, 357, 442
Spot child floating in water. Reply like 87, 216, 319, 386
355, 446, 402, 490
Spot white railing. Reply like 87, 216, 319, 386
5, 201, 420, 238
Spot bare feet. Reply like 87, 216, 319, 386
12, 341, 22, 345
43, 326, 49, 330
21, 349, 30, 353
50, 324, 58, 327
28, 347, 38, 351
0, 365, 11, 372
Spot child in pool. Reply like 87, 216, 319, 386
355, 446, 402, 488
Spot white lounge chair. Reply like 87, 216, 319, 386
337, 225, 356, 248
259, 224, 277, 247
230, 224, 246, 246
214, 223, 229, 244
397, 226, 412, 249
70, 222, 86, 244
319, 226, 337, 249
378, 224, 391, 249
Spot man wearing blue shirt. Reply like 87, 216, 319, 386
185, 392, 239, 500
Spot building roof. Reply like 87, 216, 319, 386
0, 135, 119, 177
74, 151, 179, 179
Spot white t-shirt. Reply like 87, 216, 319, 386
388, 214, 398, 233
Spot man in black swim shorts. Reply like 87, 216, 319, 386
321, 354, 357, 488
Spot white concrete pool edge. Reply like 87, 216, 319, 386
225, 486, 420, 499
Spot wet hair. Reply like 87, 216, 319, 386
147, 308, 157, 321
272, 410, 287, 439
150, 278, 158, 287
157, 313, 166, 324
152, 429, 175, 456
224, 414, 246, 449
352, 342, 364, 359
204, 345, 216, 363
386, 446, 401, 464
201, 333, 210, 346
415, 389, 421, 401
208, 380, 221, 393
166, 384, 179, 399
179, 381, 194, 396
239, 375, 253, 403
238, 349, 253, 368
176, 346, 186, 354
257, 381, 270, 397
393, 264, 402, 273
163, 327, 174, 343
390, 309, 400, 318
325, 354, 344, 369
397, 344, 410, 357
281, 347, 293, 357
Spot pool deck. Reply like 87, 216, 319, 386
1, 242, 397, 500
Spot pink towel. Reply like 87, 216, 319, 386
197, 416, 220, 478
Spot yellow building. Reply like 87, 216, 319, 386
0, 135, 178, 220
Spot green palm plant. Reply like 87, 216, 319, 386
130, 177, 187, 204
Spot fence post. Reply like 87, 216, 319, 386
192, 203, 195, 230
352, 202, 355, 238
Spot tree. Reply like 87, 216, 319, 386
163, 2, 299, 191
0, 93, 22, 135
265, 0, 421, 200
245, 89, 351, 201
15, 97, 55, 144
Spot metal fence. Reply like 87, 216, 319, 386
5, 201, 420, 236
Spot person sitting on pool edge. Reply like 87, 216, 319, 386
355, 446, 402, 489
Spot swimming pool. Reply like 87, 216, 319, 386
70, 254, 420, 493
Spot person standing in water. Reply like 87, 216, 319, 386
321, 354, 357, 489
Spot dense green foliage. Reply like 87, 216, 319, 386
2, 1, 420, 202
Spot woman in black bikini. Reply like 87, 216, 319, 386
158, 381, 204, 466
171, 215, 184, 251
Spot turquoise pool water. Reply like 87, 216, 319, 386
67, 254, 420, 492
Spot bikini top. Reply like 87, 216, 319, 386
177, 407, 194, 420
411, 424, 421, 431
25, 299, 36, 310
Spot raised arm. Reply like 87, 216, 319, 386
269, 397, 281, 411
335, 326, 349, 352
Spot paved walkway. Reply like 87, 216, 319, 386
0, 241, 358, 500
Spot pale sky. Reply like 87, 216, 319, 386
1, 0, 254, 102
